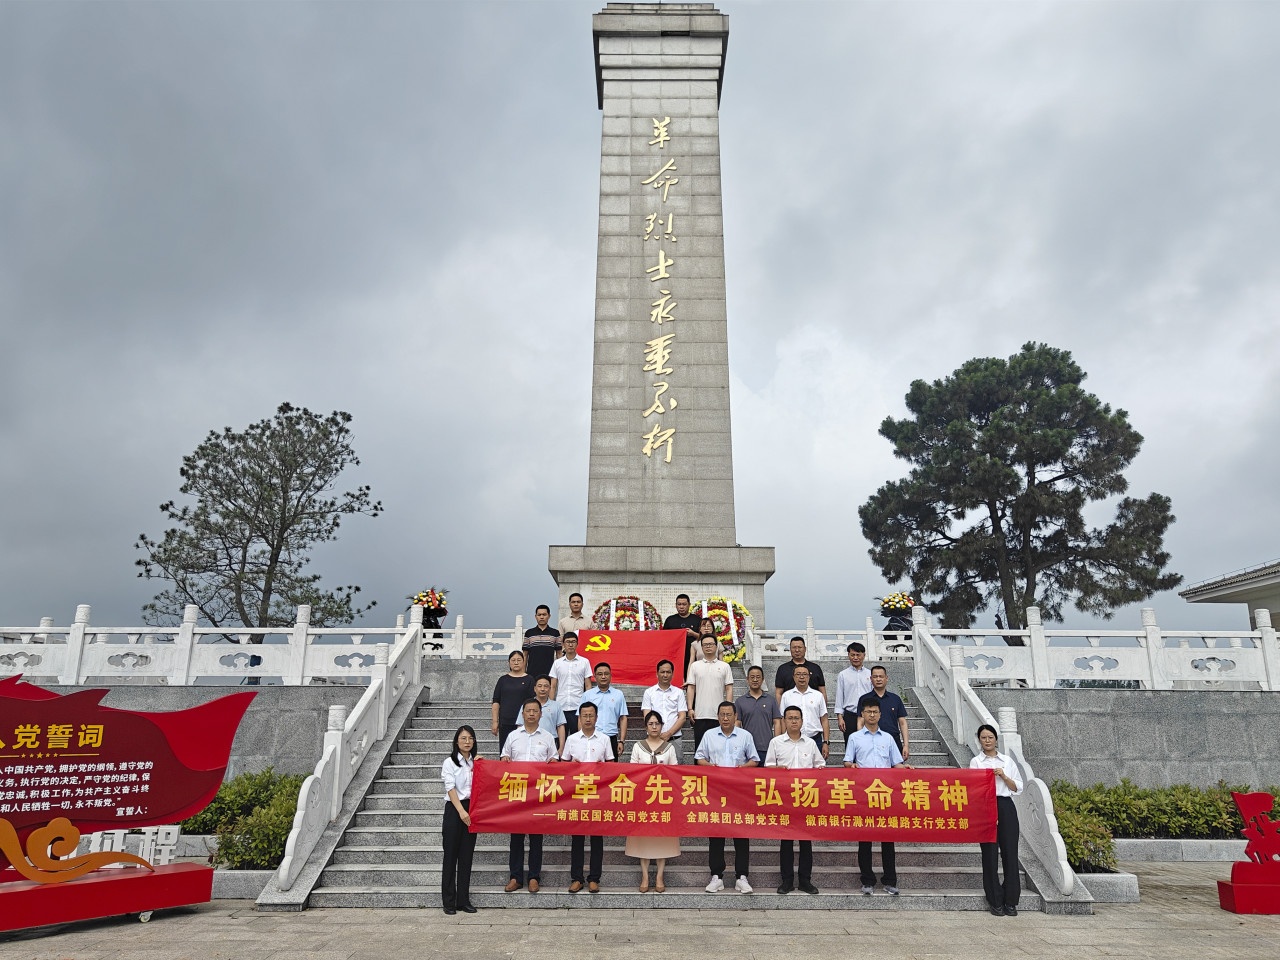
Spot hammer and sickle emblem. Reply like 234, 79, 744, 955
583, 634, 613, 653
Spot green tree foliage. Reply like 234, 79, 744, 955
136, 403, 382, 629
859, 343, 1181, 628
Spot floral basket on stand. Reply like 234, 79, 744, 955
691, 596, 751, 663
877, 591, 914, 632
590, 596, 662, 631
407, 586, 449, 634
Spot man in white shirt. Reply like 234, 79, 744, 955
641, 659, 688, 758
549, 633, 592, 736
779, 665, 829, 761
834, 641, 873, 743
500, 699, 558, 893
559, 592, 591, 638
533, 675, 567, 754
843, 696, 910, 896
766, 705, 825, 895
687, 635, 734, 747
561, 701, 615, 892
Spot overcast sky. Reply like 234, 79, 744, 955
2, 1, 1276, 636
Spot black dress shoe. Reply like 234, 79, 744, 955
1004, 905, 1018, 916
800, 882, 820, 895
990, 905, 1004, 916
460, 904, 478, 914
776, 883, 794, 894
443, 907, 456, 916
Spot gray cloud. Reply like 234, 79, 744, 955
2, 2, 1275, 636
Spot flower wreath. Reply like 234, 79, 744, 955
590, 596, 663, 631
691, 596, 751, 663
408, 586, 448, 611
878, 591, 914, 615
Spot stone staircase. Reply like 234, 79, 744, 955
307, 662, 1039, 910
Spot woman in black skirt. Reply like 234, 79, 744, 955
969, 723, 1025, 916
441, 725, 478, 915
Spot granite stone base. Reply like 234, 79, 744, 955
1078, 871, 1140, 903
1114, 839, 1246, 862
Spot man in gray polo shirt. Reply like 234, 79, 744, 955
734, 664, 782, 759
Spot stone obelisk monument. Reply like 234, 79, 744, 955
549, 3, 775, 623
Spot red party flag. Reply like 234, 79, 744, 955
576, 629, 689, 686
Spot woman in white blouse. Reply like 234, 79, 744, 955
441, 725, 479, 915
970, 723, 1024, 916
626, 711, 681, 892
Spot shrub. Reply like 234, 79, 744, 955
213, 790, 300, 870
1049, 779, 1278, 841
1053, 804, 1117, 873
182, 768, 302, 835
180, 768, 305, 870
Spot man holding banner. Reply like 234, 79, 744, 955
695, 701, 759, 893
500, 699, 559, 893
561, 701, 614, 892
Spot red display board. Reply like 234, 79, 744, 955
0, 675, 253, 930
575, 630, 688, 686
470, 759, 997, 843
0, 863, 213, 933
1218, 791, 1280, 914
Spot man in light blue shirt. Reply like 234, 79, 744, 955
842, 696, 910, 896
695, 701, 760, 893
578, 662, 628, 760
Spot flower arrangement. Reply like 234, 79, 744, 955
691, 596, 752, 663
408, 586, 448, 611
877, 592, 914, 617
590, 596, 663, 631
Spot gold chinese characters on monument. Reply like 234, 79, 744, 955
640, 116, 680, 464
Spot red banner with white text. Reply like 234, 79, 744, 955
575, 630, 687, 687
470, 759, 996, 843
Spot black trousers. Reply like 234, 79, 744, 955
858, 840, 896, 887
571, 834, 604, 882
441, 800, 476, 909
563, 710, 579, 736
709, 837, 750, 879
693, 718, 718, 748
779, 839, 812, 885
508, 832, 543, 882
981, 795, 1021, 908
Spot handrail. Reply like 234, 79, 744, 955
912, 607, 1075, 897
275, 613, 422, 891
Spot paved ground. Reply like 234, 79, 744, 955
3, 863, 1278, 960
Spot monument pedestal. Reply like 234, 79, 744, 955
549, 544, 775, 628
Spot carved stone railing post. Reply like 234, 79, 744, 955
997, 706, 1024, 756
1256, 609, 1278, 692
454, 614, 465, 660
324, 704, 348, 820
1141, 607, 1171, 690
805, 616, 817, 660
60, 604, 91, 684
948, 644, 967, 744
170, 604, 199, 685
285, 605, 312, 685
1025, 607, 1051, 689
864, 616, 878, 660
372, 644, 391, 739
912, 605, 929, 688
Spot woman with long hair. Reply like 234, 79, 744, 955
441, 724, 479, 915
626, 710, 681, 892
970, 723, 1024, 916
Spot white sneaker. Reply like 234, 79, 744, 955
735, 876, 753, 894
705, 876, 724, 893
